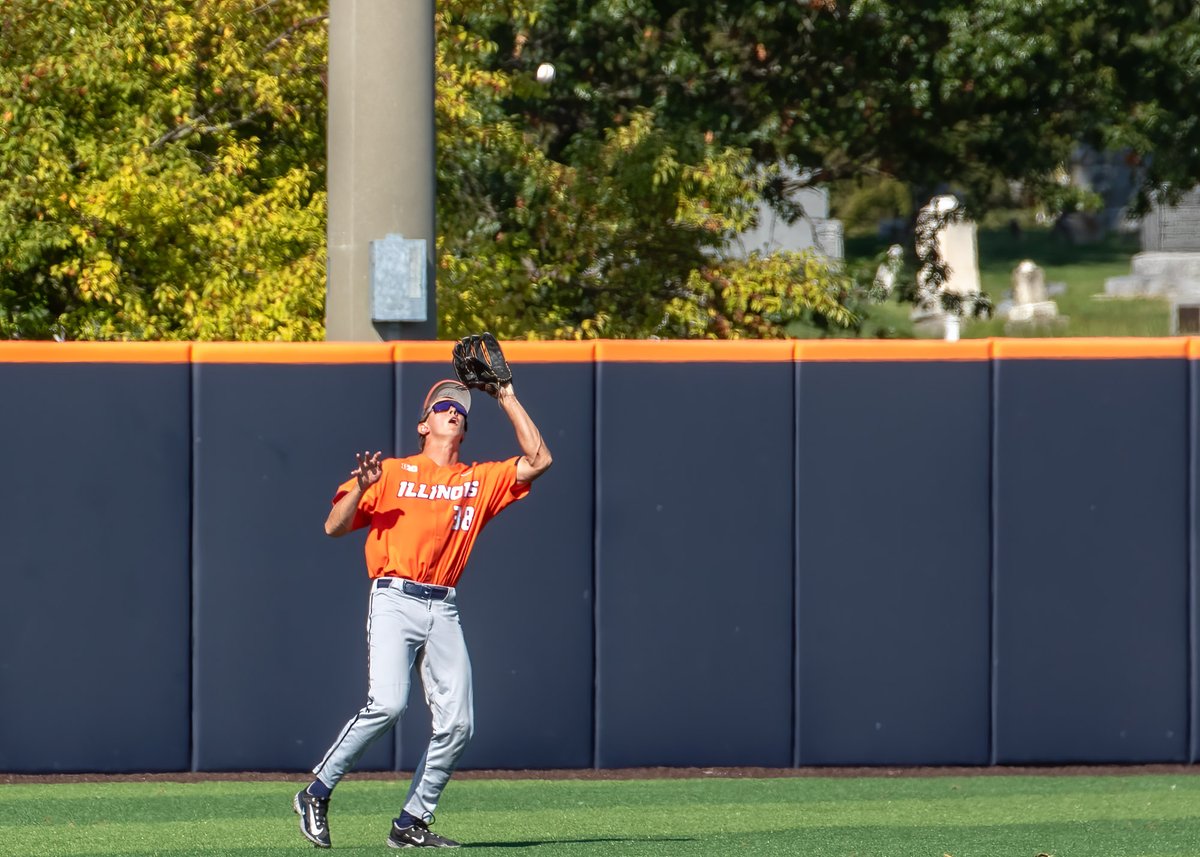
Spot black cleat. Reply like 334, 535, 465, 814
387, 816, 461, 848
293, 789, 332, 848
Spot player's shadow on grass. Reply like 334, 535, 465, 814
464, 837, 693, 848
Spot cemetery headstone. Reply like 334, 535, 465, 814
1006, 259, 1060, 327
911, 195, 983, 338
1104, 188, 1200, 333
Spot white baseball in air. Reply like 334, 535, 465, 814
536, 62, 556, 84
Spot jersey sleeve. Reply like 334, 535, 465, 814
476, 456, 532, 518
331, 475, 376, 531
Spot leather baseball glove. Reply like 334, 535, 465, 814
452, 332, 512, 395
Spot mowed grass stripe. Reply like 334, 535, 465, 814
448, 772, 1200, 806
5, 773, 1198, 808
4, 774, 1200, 857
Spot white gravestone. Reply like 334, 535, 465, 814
1012, 259, 1046, 304
874, 244, 904, 295
937, 219, 982, 298
1142, 188, 1200, 252
912, 195, 983, 338
1007, 259, 1059, 324
732, 168, 844, 260
1105, 188, 1200, 300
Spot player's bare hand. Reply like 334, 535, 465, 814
352, 451, 383, 491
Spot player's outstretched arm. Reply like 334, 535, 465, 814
324, 451, 382, 536
496, 383, 552, 483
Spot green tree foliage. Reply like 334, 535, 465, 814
0, 0, 851, 340
0, 0, 328, 340
435, 0, 852, 339
831, 176, 912, 237
4, 1, 1199, 340
517, 0, 1200, 216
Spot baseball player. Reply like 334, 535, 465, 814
293, 369, 552, 849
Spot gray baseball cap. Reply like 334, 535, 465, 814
420, 379, 471, 420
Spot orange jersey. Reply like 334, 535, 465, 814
333, 453, 530, 587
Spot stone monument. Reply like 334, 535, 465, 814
1140, 188, 1200, 252
873, 244, 904, 295
911, 195, 983, 338
1104, 189, 1200, 324
938, 218, 982, 296
1005, 259, 1061, 329
732, 166, 844, 261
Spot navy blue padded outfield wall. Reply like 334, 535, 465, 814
794, 341, 994, 766
593, 340, 796, 768
991, 339, 1192, 765
189, 343, 398, 773
0, 343, 192, 773
0, 337, 1198, 773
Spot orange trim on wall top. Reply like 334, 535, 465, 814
2, 338, 1199, 364
192, 342, 394, 364
394, 340, 596, 363
794, 340, 991, 362
393, 341, 456, 363
596, 339, 794, 362
496, 340, 596, 363
993, 338, 1188, 360
0, 341, 191, 363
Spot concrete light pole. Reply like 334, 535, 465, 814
325, 0, 437, 341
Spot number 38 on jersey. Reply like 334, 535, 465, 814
451, 505, 476, 531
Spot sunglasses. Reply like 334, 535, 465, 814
429, 400, 467, 418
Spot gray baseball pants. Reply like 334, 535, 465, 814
312, 579, 474, 820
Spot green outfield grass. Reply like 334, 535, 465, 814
5, 772, 1200, 857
